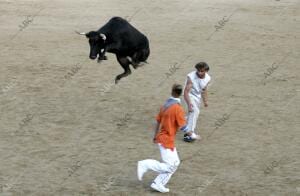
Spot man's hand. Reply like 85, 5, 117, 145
188, 103, 194, 112
202, 86, 208, 107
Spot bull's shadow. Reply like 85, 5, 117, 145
76, 16, 150, 84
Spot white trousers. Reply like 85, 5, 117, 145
186, 96, 201, 133
140, 144, 180, 186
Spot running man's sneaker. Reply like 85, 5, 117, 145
191, 133, 201, 140
137, 161, 147, 181
184, 133, 201, 142
183, 135, 195, 142
150, 182, 170, 193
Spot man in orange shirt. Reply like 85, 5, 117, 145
137, 84, 191, 193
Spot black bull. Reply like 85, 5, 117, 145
76, 17, 150, 83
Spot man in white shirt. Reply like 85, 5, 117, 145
183, 62, 211, 142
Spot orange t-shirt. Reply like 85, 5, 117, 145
154, 103, 186, 150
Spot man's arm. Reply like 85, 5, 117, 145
153, 108, 162, 142
176, 106, 192, 135
201, 86, 208, 107
153, 121, 160, 142
184, 77, 193, 112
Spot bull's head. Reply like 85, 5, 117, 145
76, 31, 106, 60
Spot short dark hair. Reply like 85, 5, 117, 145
195, 62, 209, 71
172, 84, 183, 97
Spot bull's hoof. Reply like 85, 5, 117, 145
115, 75, 121, 84
131, 61, 141, 69
138, 62, 147, 67
98, 56, 108, 63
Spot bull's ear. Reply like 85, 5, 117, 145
85, 32, 90, 38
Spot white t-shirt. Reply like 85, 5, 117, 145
185, 71, 211, 102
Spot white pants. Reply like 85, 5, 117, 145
186, 96, 201, 133
140, 144, 180, 186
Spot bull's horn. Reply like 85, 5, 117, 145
75, 31, 86, 35
100, 33, 106, 40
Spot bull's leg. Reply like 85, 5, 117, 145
115, 55, 131, 84
130, 48, 150, 69
140, 48, 150, 62
97, 55, 107, 62
130, 52, 141, 69
97, 48, 108, 63
98, 42, 121, 62
98, 54, 107, 61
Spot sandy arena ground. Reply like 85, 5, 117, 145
0, 0, 299, 195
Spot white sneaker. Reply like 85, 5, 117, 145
150, 182, 170, 193
137, 161, 147, 181
191, 133, 201, 140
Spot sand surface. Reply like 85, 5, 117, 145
0, 0, 299, 195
